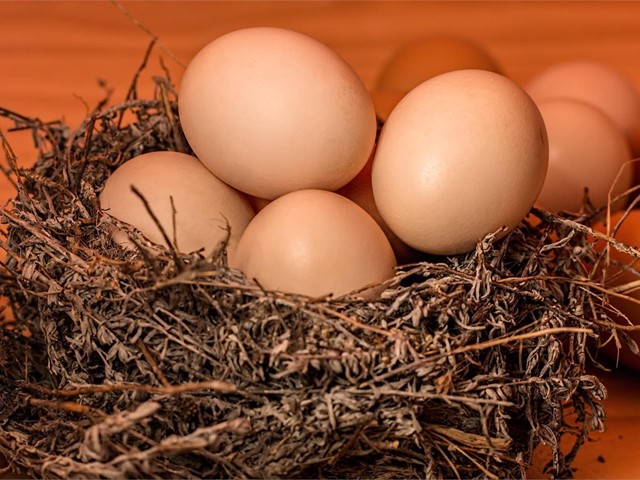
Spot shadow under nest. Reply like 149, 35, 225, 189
0, 72, 631, 479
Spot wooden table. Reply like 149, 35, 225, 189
2, 2, 640, 477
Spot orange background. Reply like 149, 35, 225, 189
2, 1, 640, 477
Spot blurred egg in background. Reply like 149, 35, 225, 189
526, 61, 640, 164
535, 99, 633, 213
372, 36, 503, 121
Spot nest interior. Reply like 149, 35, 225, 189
0, 58, 632, 479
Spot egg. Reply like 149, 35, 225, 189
593, 210, 640, 370
535, 99, 632, 213
525, 60, 640, 156
336, 149, 423, 264
373, 36, 502, 121
99, 151, 255, 258
178, 27, 376, 200
231, 189, 397, 298
372, 70, 548, 256
247, 195, 271, 213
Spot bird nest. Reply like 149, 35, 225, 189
0, 67, 634, 479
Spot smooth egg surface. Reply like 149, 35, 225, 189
526, 60, 640, 156
99, 151, 255, 258
535, 99, 632, 213
373, 36, 502, 121
231, 189, 397, 298
178, 27, 376, 200
372, 69, 548, 256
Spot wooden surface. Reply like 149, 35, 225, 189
3, 2, 640, 478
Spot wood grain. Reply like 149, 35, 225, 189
2, 2, 640, 477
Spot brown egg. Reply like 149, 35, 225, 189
99, 151, 255, 258
336, 149, 423, 264
247, 195, 271, 213
372, 70, 548, 256
179, 27, 376, 200
231, 189, 397, 298
593, 210, 640, 370
373, 36, 502, 121
526, 60, 640, 158
535, 99, 633, 213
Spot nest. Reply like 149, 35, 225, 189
0, 56, 634, 479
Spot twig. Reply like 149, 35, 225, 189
109, 0, 187, 69
26, 379, 238, 397
137, 339, 171, 387
534, 207, 640, 259
130, 184, 185, 271
368, 327, 593, 384
28, 397, 106, 417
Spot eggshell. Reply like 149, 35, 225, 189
525, 61, 640, 156
99, 151, 255, 258
336, 149, 423, 265
372, 70, 548, 256
231, 189, 397, 298
179, 27, 376, 200
535, 99, 633, 213
247, 195, 271, 213
593, 210, 640, 371
373, 36, 502, 121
